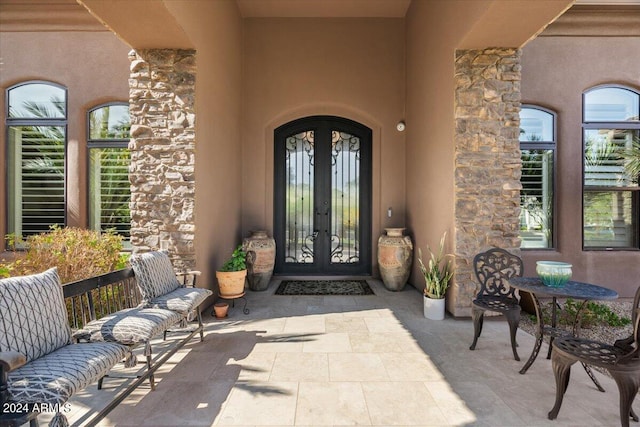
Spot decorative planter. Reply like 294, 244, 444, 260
243, 230, 276, 291
213, 302, 229, 318
378, 228, 413, 291
423, 296, 445, 320
216, 270, 247, 299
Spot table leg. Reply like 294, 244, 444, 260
520, 292, 544, 374
572, 300, 605, 392
547, 297, 559, 359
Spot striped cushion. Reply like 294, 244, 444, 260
74, 307, 182, 345
148, 287, 212, 315
130, 251, 181, 302
0, 268, 71, 362
8, 342, 128, 405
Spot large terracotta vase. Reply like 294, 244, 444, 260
378, 228, 413, 291
243, 230, 276, 291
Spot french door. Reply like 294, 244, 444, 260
274, 116, 372, 275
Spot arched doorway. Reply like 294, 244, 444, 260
274, 116, 372, 275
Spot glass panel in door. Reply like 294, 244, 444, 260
330, 131, 361, 264
284, 131, 315, 264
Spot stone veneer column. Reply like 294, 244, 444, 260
128, 49, 196, 270
450, 48, 522, 317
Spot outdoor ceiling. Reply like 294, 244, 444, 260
236, 0, 411, 18
0, 0, 106, 31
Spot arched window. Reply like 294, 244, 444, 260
6, 81, 67, 240
87, 103, 131, 244
519, 105, 556, 249
583, 85, 640, 249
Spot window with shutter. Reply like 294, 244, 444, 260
519, 105, 556, 249
87, 103, 131, 246
6, 82, 67, 241
583, 86, 640, 249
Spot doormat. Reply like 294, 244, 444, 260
275, 280, 374, 296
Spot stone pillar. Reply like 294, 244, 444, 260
450, 48, 522, 317
128, 49, 196, 270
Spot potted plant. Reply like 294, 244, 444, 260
216, 245, 247, 298
417, 232, 454, 320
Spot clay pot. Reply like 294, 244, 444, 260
216, 270, 247, 298
378, 228, 413, 291
213, 302, 229, 318
243, 230, 276, 291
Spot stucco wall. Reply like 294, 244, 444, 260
241, 18, 406, 275
164, 0, 243, 290
405, 0, 492, 300
521, 35, 640, 297
0, 31, 130, 240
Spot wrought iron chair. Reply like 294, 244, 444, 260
469, 248, 524, 360
548, 285, 640, 427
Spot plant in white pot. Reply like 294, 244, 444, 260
417, 233, 454, 320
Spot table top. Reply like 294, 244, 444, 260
509, 277, 618, 300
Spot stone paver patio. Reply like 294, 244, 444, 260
55, 279, 623, 426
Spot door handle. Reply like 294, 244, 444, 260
323, 208, 329, 235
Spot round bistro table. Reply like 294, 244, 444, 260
509, 277, 618, 391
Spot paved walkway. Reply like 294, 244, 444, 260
63, 280, 622, 426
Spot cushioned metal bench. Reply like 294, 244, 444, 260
71, 252, 212, 392
1, 251, 212, 427
0, 268, 129, 427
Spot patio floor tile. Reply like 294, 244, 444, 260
269, 353, 329, 381
361, 381, 449, 425
295, 382, 370, 425
49, 278, 625, 426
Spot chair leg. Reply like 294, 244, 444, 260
197, 307, 204, 342
548, 350, 575, 420
609, 369, 640, 427
505, 309, 520, 361
147, 354, 155, 391
469, 307, 484, 351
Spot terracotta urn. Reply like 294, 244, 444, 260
243, 230, 276, 291
378, 228, 413, 291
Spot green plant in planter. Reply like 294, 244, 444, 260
219, 245, 247, 272
417, 233, 454, 299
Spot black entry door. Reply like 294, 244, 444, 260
274, 116, 372, 275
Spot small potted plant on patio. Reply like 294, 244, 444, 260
417, 232, 454, 320
216, 245, 247, 299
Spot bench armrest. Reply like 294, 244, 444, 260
176, 270, 201, 287
176, 270, 201, 277
1, 351, 27, 406
0, 351, 26, 373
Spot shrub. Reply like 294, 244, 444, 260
532, 298, 631, 329
1, 226, 124, 283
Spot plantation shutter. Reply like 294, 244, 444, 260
8, 126, 65, 237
